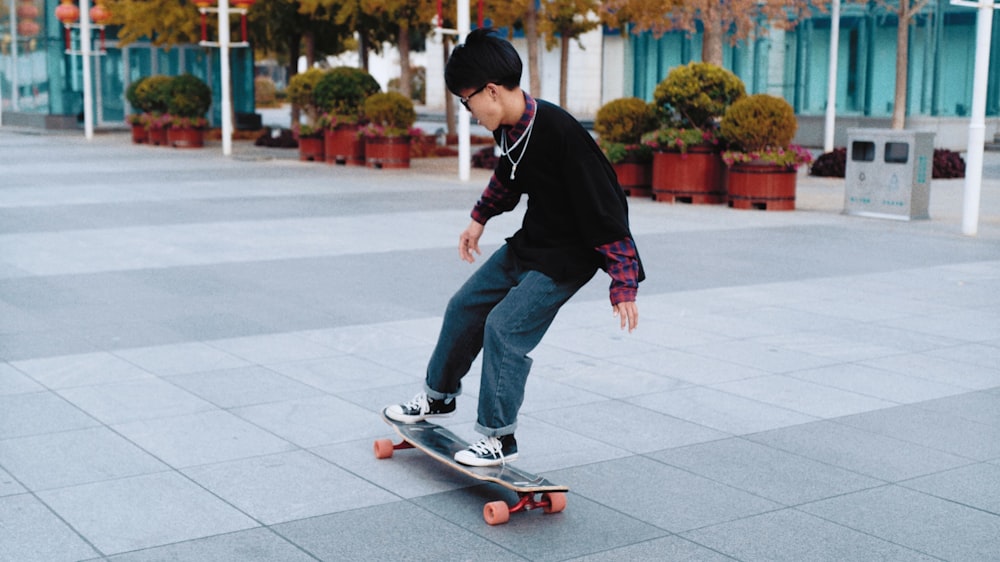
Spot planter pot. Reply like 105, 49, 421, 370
298, 136, 325, 162
613, 161, 653, 198
365, 135, 411, 169
148, 127, 168, 146
651, 145, 725, 204
130, 124, 148, 144
167, 126, 205, 149
324, 126, 365, 165
726, 162, 797, 211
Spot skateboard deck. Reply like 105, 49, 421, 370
374, 408, 568, 525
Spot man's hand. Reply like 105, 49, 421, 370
613, 301, 638, 332
459, 220, 485, 263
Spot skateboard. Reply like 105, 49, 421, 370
374, 408, 568, 525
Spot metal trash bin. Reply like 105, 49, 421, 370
844, 129, 934, 220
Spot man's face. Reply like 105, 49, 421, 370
459, 83, 501, 131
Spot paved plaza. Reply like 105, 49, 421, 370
1, 127, 999, 561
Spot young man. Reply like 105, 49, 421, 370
386, 28, 643, 467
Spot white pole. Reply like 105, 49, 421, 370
824, 0, 840, 152
218, 0, 233, 156
457, 0, 470, 181
960, 0, 993, 236
81, 0, 93, 139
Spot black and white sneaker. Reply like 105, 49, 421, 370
454, 435, 518, 467
385, 392, 456, 423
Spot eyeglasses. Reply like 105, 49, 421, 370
459, 84, 488, 110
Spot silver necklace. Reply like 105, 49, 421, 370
499, 110, 536, 180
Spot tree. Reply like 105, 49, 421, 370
481, 0, 541, 96
874, 0, 934, 129
359, 0, 438, 99
600, 0, 823, 67
539, 0, 600, 107
104, 0, 200, 47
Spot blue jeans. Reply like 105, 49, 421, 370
424, 245, 595, 437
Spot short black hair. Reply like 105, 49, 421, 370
445, 28, 523, 95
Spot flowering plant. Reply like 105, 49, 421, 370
165, 114, 208, 129
317, 112, 359, 130
126, 113, 146, 126
641, 127, 719, 154
294, 122, 324, 138
721, 144, 813, 169
146, 112, 171, 130
600, 140, 653, 164
358, 123, 423, 139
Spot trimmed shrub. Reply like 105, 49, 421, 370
166, 74, 212, 118
653, 62, 745, 129
132, 75, 173, 114
314, 66, 381, 121
720, 94, 797, 152
595, 97, 658, 144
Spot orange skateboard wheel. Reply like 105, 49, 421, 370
483, 500, 510, 525
373, 438, 395, 459
543, 492, 566, 514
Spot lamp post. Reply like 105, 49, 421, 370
949, 0, 997, 236
53, 0, 107, 140
197, 0, 252, 156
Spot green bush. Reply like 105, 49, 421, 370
131, 75, 173, 114
166, 74, 212, 118
286, 68, 327, 122
653, 62, 745, 129
314, 66, 381, 123
720, 93, 797, 152
125, 77, 146, 114
254, 76, 278, 107
594, 97, 658, 144
363, 91, 416, 135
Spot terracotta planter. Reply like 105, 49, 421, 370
130, 124, 148, 144
726, 162, 797, 211
324, 126, 365, 165
365, 135, 411, 169
167, 126, 205, 149
298, 136, 325, 162
613, 161, 653, 198
651, 145, 725, 204
148, 127, 168, 146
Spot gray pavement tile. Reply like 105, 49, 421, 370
530, 400, 727, 454
746, 330, 904, 363
0, 494, 100, 562
901, 463, 1000, 515
627, 386, 817, 435
10, 351, 155, 389
624, 316, 731, 349
861, 352, 1000, 391
685, 338, 843, 375
926, 342, 1000, 370
812, 322, 965, 354
834, 402, 1000, 460
273, 500, 525, 561
568, 536, 737, 561
650, 437, 884, 505
352, 343, 439, 379
99, 527, 316, 562
232, 395, 385, 448
266, 354, 417, 395
530, 358, 692, 399
0, 362, 43, 395
911, 390, 1000, 426
0, 427, 168, 491
789, 362, 969, 404
612, 348, 772, 386
518, 375, 608, 415
0, 466, 25, 497
113, 342, 252, 376
37, 472, 258, 556
112, 409, 296, 468
746, 420, 972, 482
0, 391, 100, 439
682, 508, 940, 562
0, 329, 101, 362
540, 326, 666, 359
800, 485, 1000, 561
55, 378, 216, 425
206, 332, 341, 365
414, 485, 669, 561
166, 365, 324, 408
296, 324, 428, 354
182, 450, 398, 525
506, 417, 632, 473
879, 308, 1000, 342
552, 456, 782, 533
709, 374, 897, 419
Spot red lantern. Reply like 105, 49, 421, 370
16, 2, 40, 20
232, 0, 255, 8
17, 20, 40, 37
89, 3, 111, 24
55, 0, 80, 24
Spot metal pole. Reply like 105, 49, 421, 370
958, 1, 995, 236
219, 0, 233, 156
457, 0, 470, 181
824, 0, 840, 152
81, 0, 94, 139
10, 0, 19, 112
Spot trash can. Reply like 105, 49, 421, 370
844, 129, 934, 220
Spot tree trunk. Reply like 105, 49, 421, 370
444, 35, 456, 136
524, 2, 541, 97
304, 30, 316, 67
398, 21, 412, 99
359, 30, 370, 71
559, 34, 569, 107
288, 35, 301, 129
891, 2, 910, 129
701, 16, 724, 66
